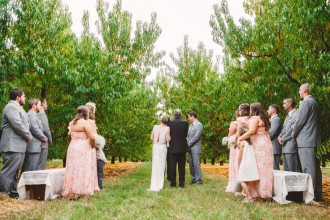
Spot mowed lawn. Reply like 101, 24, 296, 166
5, 162, 330, 220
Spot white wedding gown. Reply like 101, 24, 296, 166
149, 125, 169, 191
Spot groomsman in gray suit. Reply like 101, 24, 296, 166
292, 83, 323, 201
187, 111, 203, 185
267, 104, 282, 170
0, 89, 32, 197
37, 98, 52, 170
278, 98, 300, 172
24, 99, 48, 172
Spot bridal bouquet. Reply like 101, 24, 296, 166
222, 135, 236, 149
221, 137, 228, 146
95, 134, 106, 149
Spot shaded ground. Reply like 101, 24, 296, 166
0, 162, 141, 219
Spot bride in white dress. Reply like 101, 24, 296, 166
149, 115, 171, 191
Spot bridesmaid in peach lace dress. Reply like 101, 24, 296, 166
226, 104, 251, 193
62, 106, 99, 199
237, 103, 273, 199
226, 110, 240, 192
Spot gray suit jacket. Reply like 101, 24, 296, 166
37, 110, 52, 148
187, 120, 203, 154
292, 96, 321, 148
269, 115, 282, 155
27, 110, 47, 153
0, 101, 32, 153
279, 109, 298, 154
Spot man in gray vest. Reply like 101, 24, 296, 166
0, 89, 32, 198
267, 104, 282, 170
24, 99, 48, 171
278, 98, 300, 172
187, 111, 203, 185
292, 83, 323, 201
37, 98, 52, 170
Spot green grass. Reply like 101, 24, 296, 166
322, 168, 330, 177
8, 162, 330, 220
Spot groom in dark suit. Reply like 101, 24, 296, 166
292, 83, 323, 201
168, 109, 189, 188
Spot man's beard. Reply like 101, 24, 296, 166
19, 99, 24, 106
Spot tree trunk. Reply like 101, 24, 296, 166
119, 156, 122, 163
211, 157, 215, 165
219, 160, 224, 166
111, 156, 116, 164
322, 157, 326, 167
124, 157, 128, 162
62, 157, 66, 168
203, 158, 206, 164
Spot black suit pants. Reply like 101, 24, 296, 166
169, 153, 186, 187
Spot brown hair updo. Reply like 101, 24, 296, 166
239, 103, 250, 117
72, 105, 89, 125
161, 115, 170, 125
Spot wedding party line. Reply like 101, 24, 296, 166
0, 82, 325, 204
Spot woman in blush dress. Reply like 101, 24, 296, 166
237, 103, 273, 200
225, 110, 240, 192
237, 103, 250, 128
62, 106, 99, 199
149, 115, 171, 191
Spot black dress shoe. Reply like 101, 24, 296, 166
196, 182, 203, 185
314, 197, 325, 202
9, 192, 19, 199
190, 181, 196, 185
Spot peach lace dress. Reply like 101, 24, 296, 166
226, 117, 250, 192
248, 116, 274, 199
226, 121, 239, 192
62, 125, 99, 199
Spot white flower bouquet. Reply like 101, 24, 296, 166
95, 134, 106, 149
222, 135, 236, 149
222, 137, 228, 146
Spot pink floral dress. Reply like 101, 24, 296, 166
62, 129, 99, 199
248, 116, 274, 199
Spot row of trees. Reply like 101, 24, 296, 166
1, 0, 329, 164
0, 0, 162, 163
156, 0, 329, 164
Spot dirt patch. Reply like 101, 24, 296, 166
0, 194, 38, 219
0, 162, 142, 219
104, 162, 142, 177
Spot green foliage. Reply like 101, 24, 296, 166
210, 0, 330, 160
0, 0, 163, 161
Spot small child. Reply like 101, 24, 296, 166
237, 124, 259, 203
96, 146, 107, 189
